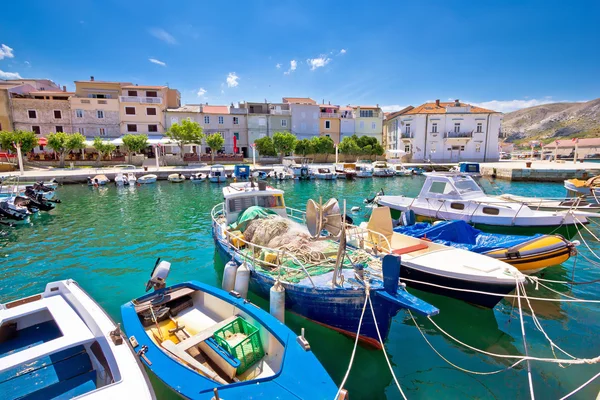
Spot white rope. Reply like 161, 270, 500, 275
368, 293, 407, 399
559, 371, 600, 400
526, 276, 581, 301
335, 289, 369, 399
516, 280, 535, 399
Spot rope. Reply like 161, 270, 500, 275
368, 292, 407, 400
516, 280, 535, 399
559, 371, 600, 400
335, 288, 369, 399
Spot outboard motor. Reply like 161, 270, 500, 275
146, 258, 171, 292
364, 188, 385, 204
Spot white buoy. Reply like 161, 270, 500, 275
234, 262, 251, 299
222, 261, 238, 292
269, 280, 285, 323
351, 206, 360, 212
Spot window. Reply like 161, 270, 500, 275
404, 144, 411, 153
429, 182, 452, 195
204, 116, 210, 124
218, 116, 224, 124
258, 118, 266, 126
97, 110, 104, 119
432, 123, 437, 133
146, 91, 157, 98
475, 143, 481, 153
460, 145, 465, 151
171, 117, 179, 124
360, 110, 374, 118
55, 126, 63, 133
325, 120, 331, 129
78, 127, 85, 134
125, 107, 136, 115
454, 123, 461, 133
371, 122, 376, 130
146, 108, 156, 116
76, 109, 83, 118
127, 124, 137, 132
281, 119, 287, 127
234, 132, 239, 139
91, 94, 107, 99
39, 145, 44, 150
81, 99, 90, 104
450, 202, 465, 210
98, 100, 107, 105
127, 90, 137, 96
148, 125, 158, 132
233, 117, 239, 125
482, 207, 500, 215
99, 128, 106, 136
406, 124, 411, 134
359, 121, 365, 129
28, 110, 37, 119
53, 110, 62, 119
228, 197, 255, 213
32, 126, 41, 134
256, 195, 284, 209
476, 122, 483, 133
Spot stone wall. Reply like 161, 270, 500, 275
12, 98, 73, 135
71, 109, 120, 137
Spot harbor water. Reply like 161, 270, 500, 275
1, 177, 598, 399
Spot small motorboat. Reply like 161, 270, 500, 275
168, 173, 186, 183
87, 174, 110, 186
408, 167, 425, 175
372, 161, 394, 177
0, 196, 32, 224
115, 173, 131, 186
190, 173, 207, 183
312, 167, 337, 180
0, 279, 155, 399
121, 260, 338, 399
126, 172, 137, 184
24, 187, 61, 212
268, 165, 294, 180
393, 218, 577, 274
394, 165, 412, 176
290, 159, 313, 180
138, 174, 158, 184
335, 163, 357, 179
233, 164, 251, 181
449, 162, 481, 176
355, 165, 373, 178
565, 176, 600, 202
209, 165, 227, 183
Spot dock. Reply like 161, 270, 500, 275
480, 160, 600, 182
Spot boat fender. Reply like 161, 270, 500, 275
234, 262, 251, 299
382, 254, 401, 295
269, 280, 285, 323
222, 261, 238, 292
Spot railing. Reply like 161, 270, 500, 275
445, 130, 474, 138
320, 112, 340, 118
400, 132, 413, 139
358, 111, 382, 118
119, 96, 163, 104
270, 109, 291, 115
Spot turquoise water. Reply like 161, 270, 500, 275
1, 177, 599, 399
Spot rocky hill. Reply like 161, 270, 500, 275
502, 98, 600, 143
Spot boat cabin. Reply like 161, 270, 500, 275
419, 173, 485, 201
458, 162, 480, 174
355, 165, 372, 172
222, 182, 286, 224
233, 165, 251, 180
372, 161, 388, 169
210, 165, 225, 177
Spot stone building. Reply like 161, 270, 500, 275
70, 78, 125, 138
11, 89, 74, 136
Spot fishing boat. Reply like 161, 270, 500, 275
376, 173, 588, 239
359, 207, 526, 307
138, 174, 158, 184
335, 163, 357, 179
115, 173, 131, 186
121, 260, 338, 399
0, 196, 32, 224
564, 176, 600, 202
268, 165, 294, 180
312, 167, 337, 180
190, 173, 207, 183
392, 218, 577, 274
394, 165, 412, 176
211, 181, 439, 346
87, 175, 110, 186
355, 165, 373, 178
372, 161, 394, 177
233, 164, 251, 181
168, 173, 186, 183
209, 165, 227, 183
449, 162, 481, 176
0, 279, 155, 399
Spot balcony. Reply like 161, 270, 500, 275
358, 111, 382, 118
270, 109, 291, 115
400, 132, 413, 139
445, 130, 474, 139
119, 96, 163, 104
320, 112, 340, 118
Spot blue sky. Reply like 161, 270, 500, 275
1, 1, 599, 113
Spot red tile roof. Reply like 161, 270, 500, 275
282, 97, 316, 105
202, 105, 229, 114
384, 106, 415, 120
404, 101, 497, 114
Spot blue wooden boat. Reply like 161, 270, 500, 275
211, 182, 439, 347
233, 164, 251, 181
121, 261, 338, 399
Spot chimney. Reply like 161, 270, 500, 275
90, 76, 94, 81
455, 99, 460, 106
62, 85, 66, 92
435, 99, 440, 106
328, 101, 331, 105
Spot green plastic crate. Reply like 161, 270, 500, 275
213, 317, 264, 374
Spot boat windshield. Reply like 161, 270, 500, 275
452, 176, 483, 195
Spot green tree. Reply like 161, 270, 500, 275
310, 136, 335, 154
338, 136, 361, 157
93, 137, 116, 166
272, 131, 297, 162
165, 119, 205, 160
47, 132, 86, 168
0, 130, 38, 153
294, 138, 314, 157
122, 134, 148, 164
205, 133, 225, 164
254, 136, 276, 157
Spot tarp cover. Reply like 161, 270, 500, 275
230, 206, 278, 232
393, 220, 542, 253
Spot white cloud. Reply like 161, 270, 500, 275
149, 28, 177, 44
197, 87, 207, 97
306, 55, 331, 71
148, 58, 166, 66
468, 98, 561, 113
381, 105, 408, 113
0, 70, 22, 80
24, 61, 30, 65
226, 72, 239, 88
0, 44, 15, 60
339, 49, 347, 55
284, 60, 297, 75
276, 63, 282, 69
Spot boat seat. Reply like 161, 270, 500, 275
161, 340, 227, 384
392, 243, 429, 255
175, 315, 238, 351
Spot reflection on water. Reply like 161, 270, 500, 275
0, 179, 598, 399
